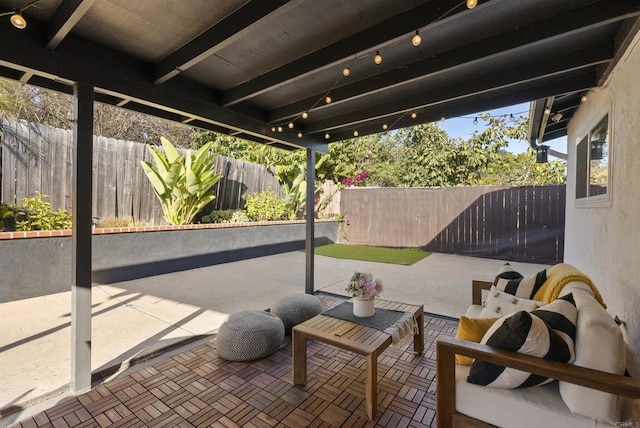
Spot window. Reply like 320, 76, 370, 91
576, 114, 610, 205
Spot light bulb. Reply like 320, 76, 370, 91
325, 96, 332, 104
297, 132, 303, 138
288, 122, 294, 129
10, 12, 27, 29
466, 0, 478, 9
353, 131, 359, 137
302, 112, 308, 119
411, 112, 417, 119
581, 95, 588, 103
325, 133, 330, 140
382, 124, 388, 130
277, 126, 283, 132
271, 126, 276, 132
544, 108, 551, 115
473, 117, 478, 125
440, 117, 446, 121
342, 67, 350, 77
374, 51, 383, 65
412, 31, 422, 47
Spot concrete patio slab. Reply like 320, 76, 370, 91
0, 250, 547, 425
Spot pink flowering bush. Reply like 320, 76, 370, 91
345, 272, 383, 299
341, 170, 370, 187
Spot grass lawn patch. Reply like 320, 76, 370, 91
313, 244, 431, 265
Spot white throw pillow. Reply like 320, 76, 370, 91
479, 287, 543, 318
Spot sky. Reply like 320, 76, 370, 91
438, 102, 567, 156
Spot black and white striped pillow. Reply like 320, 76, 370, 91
492, 263, 523, 286
495, 267, 547, 300
467, 293, 577, 388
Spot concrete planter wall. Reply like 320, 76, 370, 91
0, 221, 337, 303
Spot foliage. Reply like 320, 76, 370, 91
140, 137, 224, 225
201, 209, 250, 224
13, 192, 72, 231
0, 77, 199, 146
96, 217, 149, 228
274, 155, 329, 219
478, 150, 567, 185
245, 188, 289, 221
0, 203, 23, 231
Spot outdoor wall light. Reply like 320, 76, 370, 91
536, 145, 549, 163
591, 140, 605, 160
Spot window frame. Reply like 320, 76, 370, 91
575, 107, 613, 208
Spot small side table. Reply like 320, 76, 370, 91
292, 299, 424, 420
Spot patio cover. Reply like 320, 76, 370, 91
0, 0, 639, 393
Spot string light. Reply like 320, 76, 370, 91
325, 133, 330, 140
271, 126, 276, 132
288, 122, 294, 129
10, 11, 26, 29
301, 112, 308, 119
466, 0, 478, 9
473, 117, 478, 124
297, 132, 303, 138
440, 117, 446, 121
353, 130, 359, 137
581, 94, 588, 103
544, 107, 551, 115
342, 67, 350, 77
325, 95, 332, 104
277, 126, 283, 132
374, 51, 383, 65
382, 124, 388, 130
411, 112, 417, 119
412, 30, 422, 47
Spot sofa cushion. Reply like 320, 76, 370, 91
468, 294, 577, 388
558, 286, 626, 424
479, 287, 543, 318
455, 316, 499, 365
456, 365, 617, 428
495, 267, 548, 300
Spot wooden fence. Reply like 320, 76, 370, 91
340, 185, 565, 264
0, 118, 283, 224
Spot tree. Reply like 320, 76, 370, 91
0, 77, 199, 146
478, 151, 567, 185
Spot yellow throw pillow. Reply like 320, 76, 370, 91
455, 316, 499, 365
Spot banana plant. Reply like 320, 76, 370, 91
276, 155, 329, 218
141, 137, 223, 225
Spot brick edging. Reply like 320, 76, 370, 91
0, 219, 336, 240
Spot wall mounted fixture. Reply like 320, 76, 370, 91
551, 112, 563, 122
536, 145, 549, 163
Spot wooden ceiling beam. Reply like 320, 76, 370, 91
303, 45, 609, 134
153, 0, 296, 84
220, 0, 464, 107
46, 0, 97, 49
268, 0, 640, 123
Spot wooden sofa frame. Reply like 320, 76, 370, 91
436, 280, 640, 428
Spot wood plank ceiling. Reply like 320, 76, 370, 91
0, 0, 638, 150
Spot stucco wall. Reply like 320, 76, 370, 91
0, 221, 337, 303
565, 32, 640, 354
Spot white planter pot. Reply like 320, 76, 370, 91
353, 297, 375, 318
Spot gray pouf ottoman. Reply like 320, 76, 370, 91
216, 310, 284, 361
271, 294, 323, 334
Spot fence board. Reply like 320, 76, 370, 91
1, 119, 284, 225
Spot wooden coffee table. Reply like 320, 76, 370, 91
292, 299, 424, 420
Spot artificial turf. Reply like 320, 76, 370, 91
312, 243, 431, 265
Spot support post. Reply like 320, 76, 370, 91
305, 148, 315, 294
71, 82, 94, 393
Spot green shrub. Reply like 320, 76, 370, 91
14, 192, 72, 231
245, 188, 289, 221
0, 203, 23, 231
201, 209, 250, 224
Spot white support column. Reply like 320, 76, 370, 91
71, 82, 94, 393
305, 148, 316, 294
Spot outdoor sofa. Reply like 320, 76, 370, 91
436, 265, 640, 427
